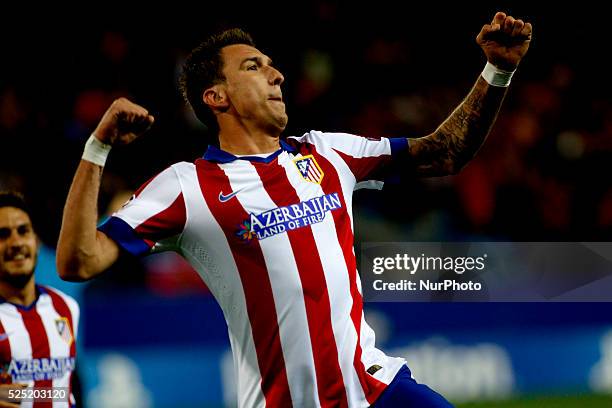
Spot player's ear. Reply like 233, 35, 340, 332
203, 85, 229, 112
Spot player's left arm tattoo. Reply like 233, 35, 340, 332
407, 76, 508, 177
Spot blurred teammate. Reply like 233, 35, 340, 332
57, 12, 531, 407
0, 192, 79, 407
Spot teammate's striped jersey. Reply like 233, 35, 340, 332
99, 130, 409, 407
0, 285, 79, 408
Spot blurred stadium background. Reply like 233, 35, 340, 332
1, 2, 611, 407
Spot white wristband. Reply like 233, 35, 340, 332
82, 134, 112, 166
481, 62, 515, 87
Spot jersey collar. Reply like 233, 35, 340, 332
0, 284, 46, 311
203, 140, 297, 164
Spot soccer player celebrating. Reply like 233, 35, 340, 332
0, 192, 79, 407
57, 12, 531, 407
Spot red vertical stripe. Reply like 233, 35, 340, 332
0, 320, 12, 382
307, 144, 388, 404
196, 159, 292, 407
19, 306, 52, 408
253, 160, 349, 408
46, 288, 77, 405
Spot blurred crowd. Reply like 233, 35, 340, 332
1, 4, 609, 294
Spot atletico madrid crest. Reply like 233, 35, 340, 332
293, 155, 324, 184
55, 317, 73, 346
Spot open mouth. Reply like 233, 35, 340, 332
269, 96, 283, 102
5, 253, 30, 262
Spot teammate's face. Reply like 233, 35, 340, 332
220, 44, 287, 133
0, 207, 37, 287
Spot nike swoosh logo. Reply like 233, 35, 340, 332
218, 190, 241, 203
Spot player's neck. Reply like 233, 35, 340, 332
217, 118, 281, 155
0, 277, 37, 307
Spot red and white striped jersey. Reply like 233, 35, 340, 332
99, 131, 409, 407
0, 286, 79, 408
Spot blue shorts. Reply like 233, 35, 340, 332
371, 365, 454, 408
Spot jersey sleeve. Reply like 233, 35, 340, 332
292, 131, 409, 189
97, 164, 187, 257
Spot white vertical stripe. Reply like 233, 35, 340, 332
176, 162, 266, 408
0, 304, 32, 361
37, 295, 70, 408
221, 159, 320, 407
280, 153, 368, 406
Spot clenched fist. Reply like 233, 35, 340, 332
477, 12, 532, 71
93, 97, 155, 146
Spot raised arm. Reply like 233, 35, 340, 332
408, 12, 532, 176
57, 98, 154, 281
